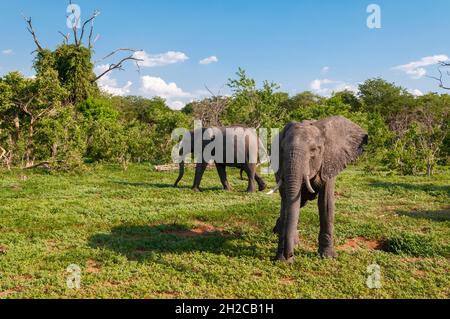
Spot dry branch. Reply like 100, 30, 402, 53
79, 10, 100, 46
94, 52, 143, 82
23, 16, 43, 51
428, 62, 450, 90
23, 160, 65, 170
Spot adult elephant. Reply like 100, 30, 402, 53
174, 126, 268, 192
271, 116, 368, 263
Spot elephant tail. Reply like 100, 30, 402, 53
174, 160, 185, 187
266, 180, 282, 195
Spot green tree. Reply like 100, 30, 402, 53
358, 78, 413, 119
224, 68, 287, 128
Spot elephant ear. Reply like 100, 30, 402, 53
316, 116, 368, 181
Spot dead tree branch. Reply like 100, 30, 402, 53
58, 31, 70, 44
101, 48, 142, 61
79, 10, 100, 47
0, 146, 6, 160
23, 16, 43, 51
23, 160, 65, 170
94, 50, 143, 82
428, 62, 450, 90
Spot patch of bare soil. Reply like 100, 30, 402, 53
86, 259, 102, 273
337, 237, 386, 252
164, 220, 227, 238
0, 245, 7, 255
154, 291, 181, 299
0, 286, 24, 298
279, 277, 296, 285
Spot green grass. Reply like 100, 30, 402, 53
0, 164, 449, 299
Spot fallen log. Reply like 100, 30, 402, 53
154, 163, 215, 172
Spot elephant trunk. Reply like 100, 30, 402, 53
282, 151, 304, 261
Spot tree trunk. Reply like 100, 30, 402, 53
25, 118, 35, 167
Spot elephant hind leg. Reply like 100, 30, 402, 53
215, 163, 232, 191
192, 162, 208, 192
255, 173, 267, 191
243, 165, 257, 193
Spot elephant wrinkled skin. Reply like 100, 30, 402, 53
272, 116, 368, 263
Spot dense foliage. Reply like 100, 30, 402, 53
0, 43, 449, 175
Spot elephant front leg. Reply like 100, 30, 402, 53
192, 163, 208, 192
244, 164, 257, 193
317, 177, 337, 258
273, 217, 299, 246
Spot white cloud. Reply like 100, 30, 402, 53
310, 78, 356, 96
409, 88, 424, 96
133, 51, 188, 68
140, 75, 192, 110
2, 49, 13, 55
321, 66, 330, 74
140, 76, 190, 98
169, 101, 186, 110
199, 56, 219, 65
94, 64, 132, 96
392, 55, 449, 79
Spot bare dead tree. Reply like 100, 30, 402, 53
191, 86, 229, 127
58, 31, 70, 44
101, 48, 142, 61
23, 6, 143, 84
23, 16, 43, 51
93, 49, 143, 82
428, 62, 450, 90
79, 10, 100, 47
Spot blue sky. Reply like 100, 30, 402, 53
1, 0, 449, 109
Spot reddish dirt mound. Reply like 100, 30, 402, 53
86, 260, 102, 273
164, 221, 226, 238
279, 277, 296, 285
0, 286, 24, 298
0, 245, 7, 255
338, 237, 385, 252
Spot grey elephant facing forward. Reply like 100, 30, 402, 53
272, 116, 368, 263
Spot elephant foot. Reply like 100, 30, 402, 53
275, 254, 295, 264
246, 188, 257, 193
319, 247, 337, 259
192, 187, 201, 192
258, 183, 267, 192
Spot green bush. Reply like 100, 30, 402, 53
385, 233, 446, 257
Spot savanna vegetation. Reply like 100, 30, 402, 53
0, 166, 448, 298
0, 9, 449, 299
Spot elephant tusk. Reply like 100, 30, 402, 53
266, 180, 282, 195
305, 175, 315, 194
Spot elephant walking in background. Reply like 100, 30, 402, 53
174, 126, 268, 192
271, 116, 368, 263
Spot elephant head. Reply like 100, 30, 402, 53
276, 116, 368, 262
174, 130, 196, 187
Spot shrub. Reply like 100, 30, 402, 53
385, 233, 446, 257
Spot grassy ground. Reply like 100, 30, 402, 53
0, 164, 448, 299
